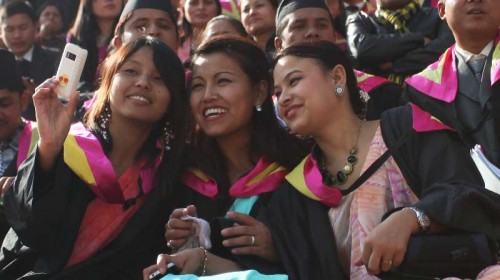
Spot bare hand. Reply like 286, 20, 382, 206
221, 212, 279, 262
0, 177, 15, 198
33, 78, 79, 171
142, 248, 205, 279
354, 209, 419, 275
165, 205, 197, 251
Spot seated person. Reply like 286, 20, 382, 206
200, 15, 248, 41
405, 0, 500, 169
144, 35, 306, 278
0, 49, 36, 240
0, 37, 190, 280
66, 0, 123, 91
35, 1, 65, 52
0, 1, 59, 120
344, 0, 377, 16
274, 0, 403, 120
269, 41, 500, 279
75, 0, 181, 120
113, 0, 179, 51
347, 0, 454, 85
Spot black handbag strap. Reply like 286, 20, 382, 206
342, 129, 413, 196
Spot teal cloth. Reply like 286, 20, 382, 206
160, 270, 288, 280
227, 196, 259, 215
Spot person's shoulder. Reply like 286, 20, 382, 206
415, 6, 441, 21
35, 44, 61, 60
346, 10, 373, 25
381, 104, 412, 122
380, 105, 414, 142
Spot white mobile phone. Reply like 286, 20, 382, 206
54, 43, 88, 101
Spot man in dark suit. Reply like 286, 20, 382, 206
405, 0, 500, 167
0, 1, 59, 120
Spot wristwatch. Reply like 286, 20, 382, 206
404, 207, 431, 234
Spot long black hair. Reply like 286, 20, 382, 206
68, 0, 123, 87
188, 35, 307, 193
85, 36, 190, 196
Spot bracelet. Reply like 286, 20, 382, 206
199, 247, 208, 276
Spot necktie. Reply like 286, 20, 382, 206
467, 55, 487, 82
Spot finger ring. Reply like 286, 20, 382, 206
382, 260, 393, 266
167, 240, 174, 249
250, 235, 255, 246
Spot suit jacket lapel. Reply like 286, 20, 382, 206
479, 50, 494, 108
456, 54, 481, 102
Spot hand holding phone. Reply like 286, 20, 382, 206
54, 43, 87, 101
149, 262, 181, 280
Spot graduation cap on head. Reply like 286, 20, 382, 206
0, 49, 26, 93
119, 0, 176, 26
276, 0, 331, 28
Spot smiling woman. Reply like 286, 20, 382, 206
145, 35, 307, 278
0, 37, 190, 279
267, 40, 500, 280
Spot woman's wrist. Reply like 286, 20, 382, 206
402, 207, 431, 234
198, 247, 208, 276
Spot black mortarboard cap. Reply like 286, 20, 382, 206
0, 49, 25, 93
119, 0, 176, 25
276, 0, 331, 28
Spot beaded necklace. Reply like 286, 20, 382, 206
319, 119, 364, 186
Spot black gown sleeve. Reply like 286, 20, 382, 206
381, 105, 500, 240
1, 147, 94, 277
365, 82, 403, 121
261, 184, 348, 280
2, 147, 173, 280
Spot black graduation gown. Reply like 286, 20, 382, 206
0, 148, 172, 280
381, 105, 500, 239
261, 105, 500, 280
365, 81, 403, 121
261, 184, 348, 280
170, 182, 284, 275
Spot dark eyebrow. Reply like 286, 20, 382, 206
129, 18, 152, 26
283, 69, 302, 81
122, 59, 141, 66
289, 18, 306, 25
215, 71, 235, 77
315, 17, 330, 23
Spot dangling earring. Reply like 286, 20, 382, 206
97, 103, 111, 141
359, 89, 370, 103
162, 121, 174, 151
334, 85, 344, 97
255, 104, 263, 112
358, 88, 370, 121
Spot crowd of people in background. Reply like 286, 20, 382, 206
0, 0, 499, 279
